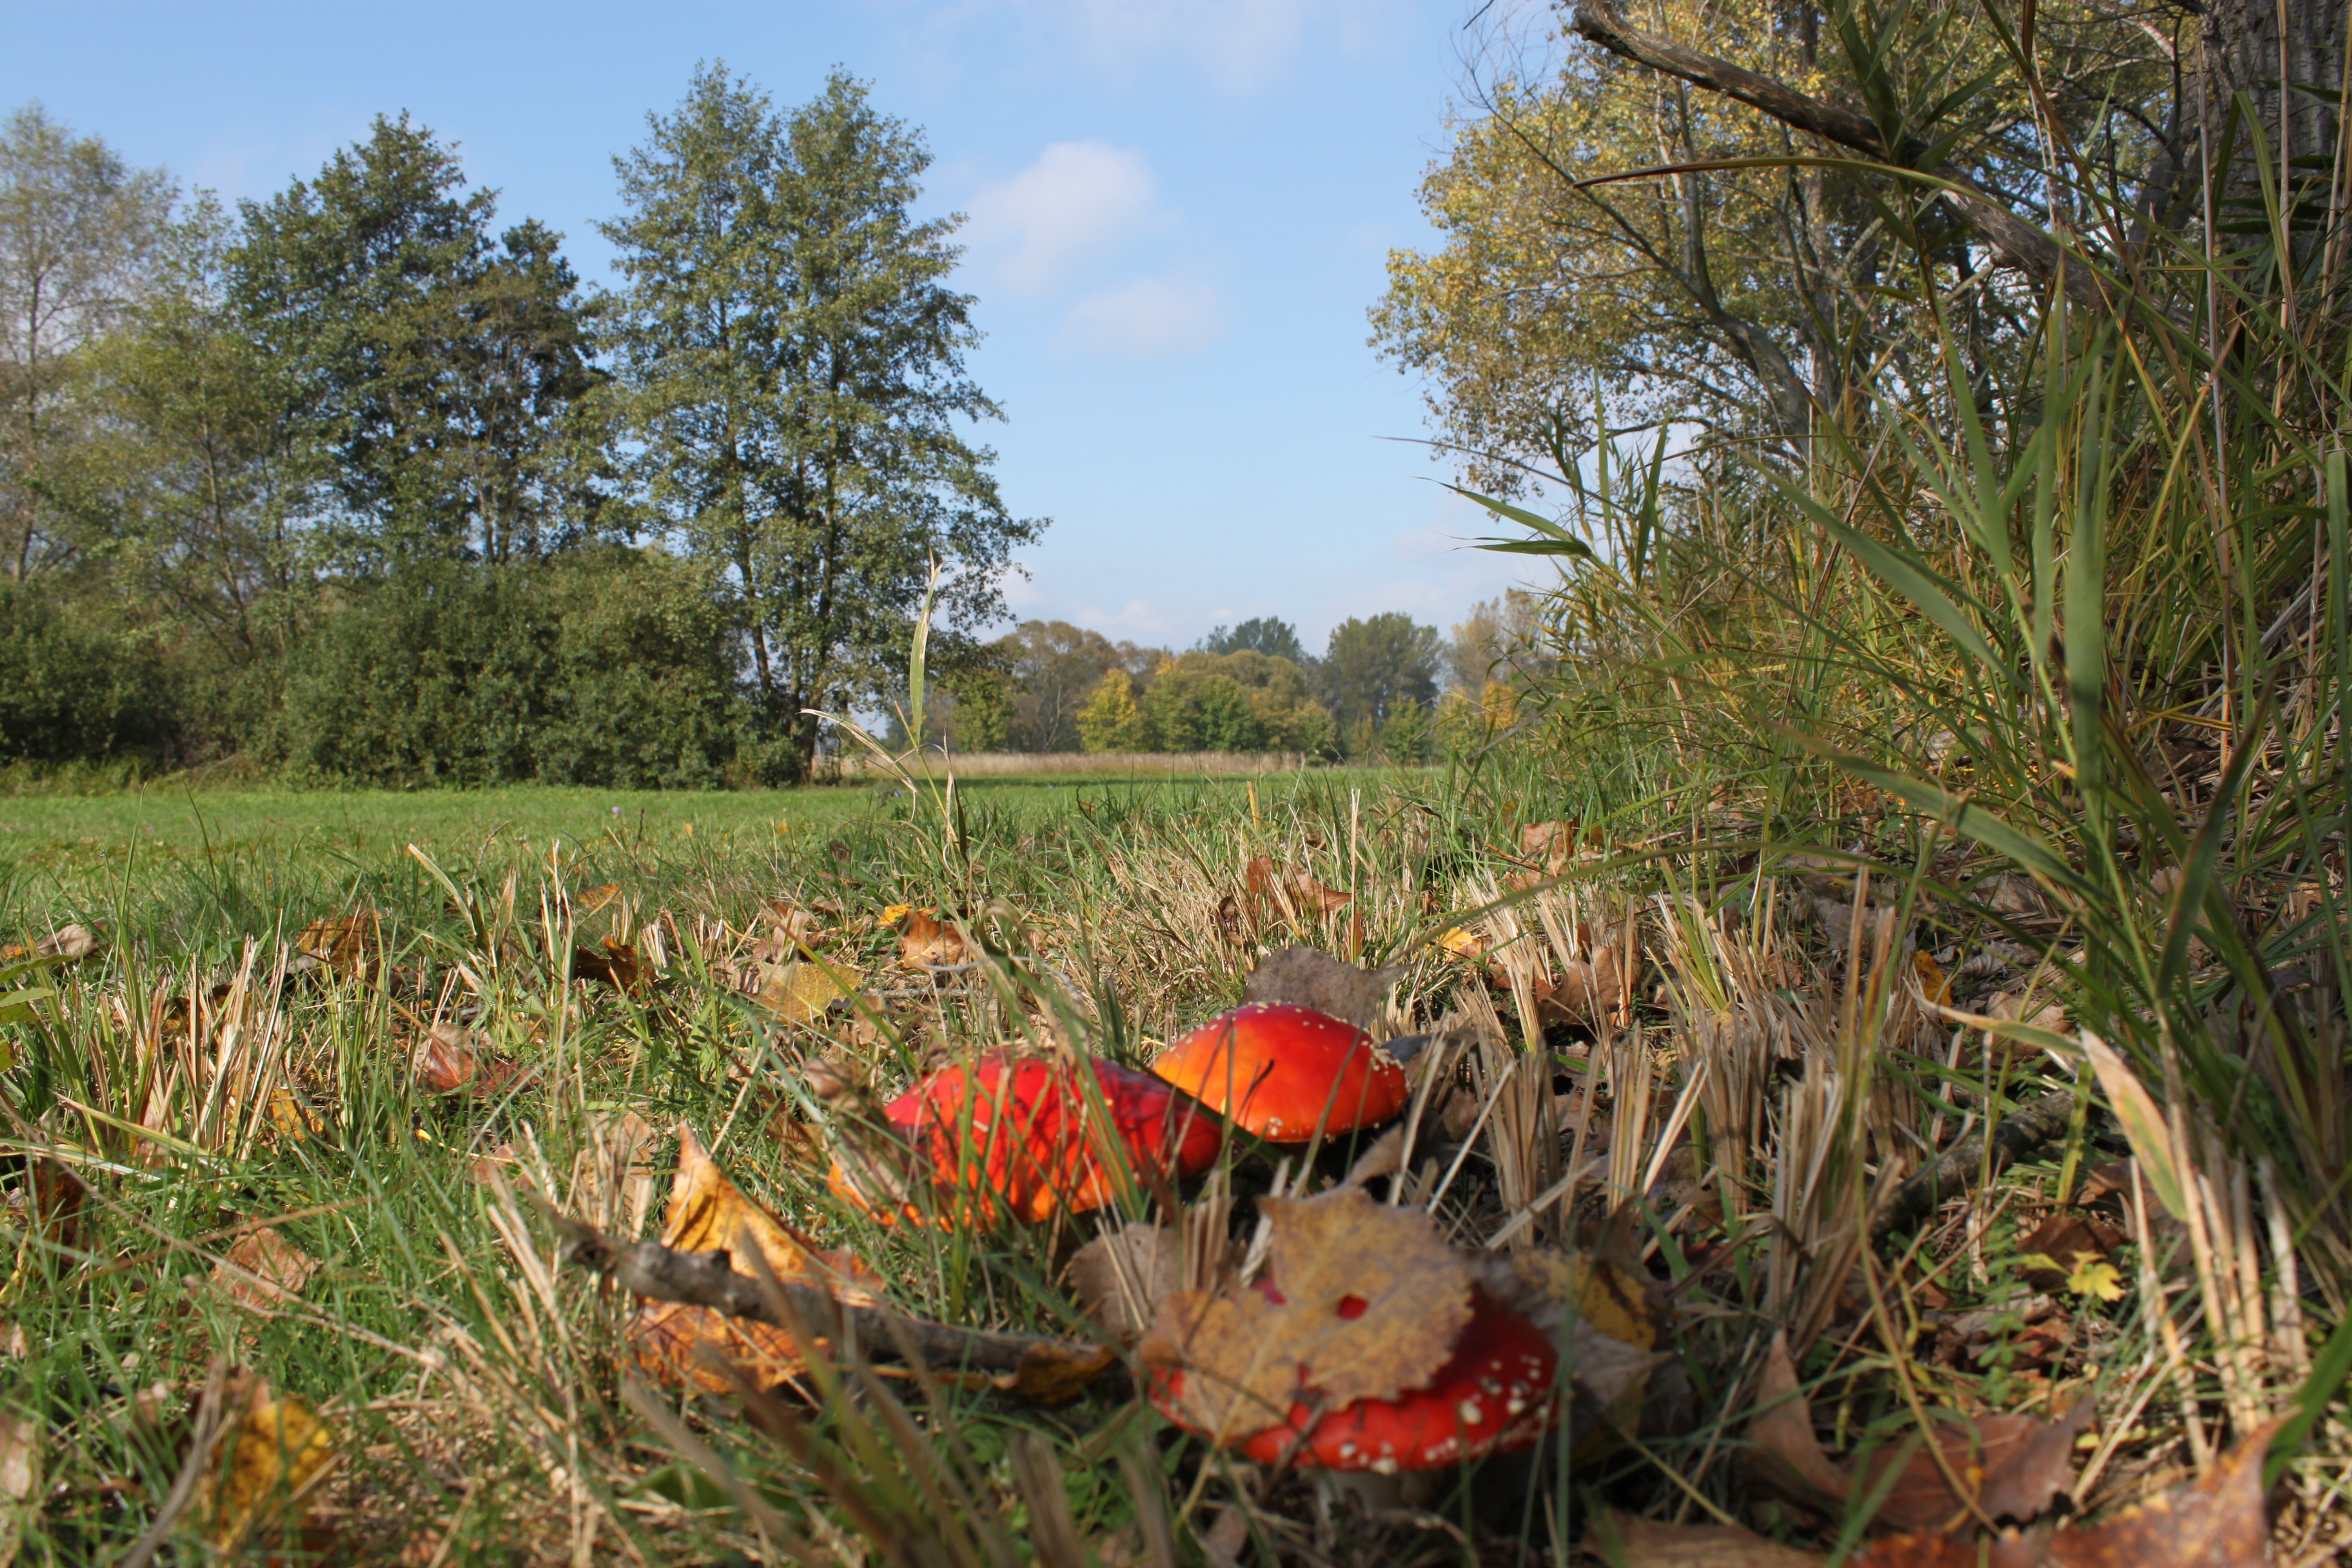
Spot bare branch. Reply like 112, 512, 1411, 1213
1570, 0, 2097, 301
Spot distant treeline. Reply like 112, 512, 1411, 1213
0, 72, 1546, 786
892, 608, 1550, 764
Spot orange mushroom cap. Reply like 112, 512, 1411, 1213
834, 1055, 1224, 1226
1148, 1286, 1558, 1473
1152, 1002, 1409, 1143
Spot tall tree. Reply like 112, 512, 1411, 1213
1200, 615, 1308, 666
600, 64, 1043, 779
231, 115, 602, 568
81, 199, 319, 665
1320, 613, 1441, 739
0, 103, 172, 580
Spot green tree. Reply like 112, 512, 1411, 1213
0, 103, 172, 581
1200, 615, 1307, 667
1076, 670, 1148, 753
77, 200, 318, 671
231, 114, 602, 568
1320, 613, 1441, 745
997, 619, 1121, 751
599, 64, 1043, 780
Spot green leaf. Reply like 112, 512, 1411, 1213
1445, 485, 1595, 561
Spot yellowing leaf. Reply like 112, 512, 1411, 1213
1438, 926, 1488, 962
755, 958, 860, 1026
2080, 1031, 2189, 1221
2066, 1254, 2125, 1302
197, 1382, 338, 1553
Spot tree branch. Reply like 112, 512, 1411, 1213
559, 1224, 1092, 1377
1570, 0, 2097, 301
1872, 1089, 2079, 1241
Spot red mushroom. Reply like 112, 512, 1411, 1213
832, 1055, 1224, 1226
1151, 1002, 1409, 1143
1148, 1286, 1557, 1473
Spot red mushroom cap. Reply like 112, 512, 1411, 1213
1152, 1002, 1409, 1143
845, 1055, 1224, 1226
1149, 1286, 1557, 1472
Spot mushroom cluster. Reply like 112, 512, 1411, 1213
829, 998, 1419, 1226
1149, 1286, 1558, 1473
830, 1054, 1224, 1226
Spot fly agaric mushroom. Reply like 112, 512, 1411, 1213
1151, 1002, 1409, 1143
830, 1055, 1224, 1226
1148, 1286, 1557, 1472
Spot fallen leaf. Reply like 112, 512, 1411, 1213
1745, 1332, 2096, 1533
989, 1340, 1122, 1406
293, 912, 378, 978
410, 1022, 519, 1096
17, 1158, 87, 1264
2029, 1416, 2278, 1567
2013, 1215, 2123, 1294
755, 958, 862, 1026
1239, 945, 1405, 1029
195, 1375, 338, 1554
1438, 926, 1489, 962
574, 883, 623, 915
0, 1409, 37, 1568
209, 1226, 318, 1311
1913, 950, 1953, 1006
1245, 857, 1352, 917
1584, 1511, 1825, 1567
897, 909, 967, 970
1143, 1186, 1473, 1441
630, 1127, 884, 1394
572, 936, 647, 994
573, 1111, 659, 1238
33, 923, 99, 962
1066, 1223, 1183, 1340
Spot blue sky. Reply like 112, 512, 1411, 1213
4, 0, 1544, 653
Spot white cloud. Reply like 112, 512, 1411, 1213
965, 140, 1160, 293
1055, 275, 1226, 356
1077, 599, 1173, 635
1064, 0, 1395, 91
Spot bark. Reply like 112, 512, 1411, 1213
561, 1224, 1086, 1375
1872, 1090, 2078, 1241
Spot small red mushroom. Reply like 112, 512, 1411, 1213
1149, 1286, 1558, 1473
1151, 1002, 1409, 1144
834, 1055, 1224, 1226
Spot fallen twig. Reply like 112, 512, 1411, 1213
1872, 1090, 2078, 1241
556, 1220, 1088, 1377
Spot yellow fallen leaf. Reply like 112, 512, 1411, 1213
2067, 1253, 2125, 1302
755, 958, 861, 1027
198, 1384, 338, 1552
879, 903, 913, 928
1438, 926, 1488, 962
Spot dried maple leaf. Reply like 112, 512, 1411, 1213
1066, 1222, 1183, 1340
1745, 1332, 2096, 1533
897, 909, 967, 970
629, 1127, 884, 1394
1239, 945, 1405, 1029
293, 911, 378, 978
209, 1226, 318, 1311
1143, 1186, 1472, 1440
572, 936, 647, 993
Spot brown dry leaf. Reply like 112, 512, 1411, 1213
1239, 945, 1403, 1028
1585, 1512, 1826, 1567
756, 957, 862, 1025
629, 1127, 885, 1394
1066, 1223, 1183, 1340
1509, 1249, 1665, 1456
574, 1111, 660, 1237
1860, 1399, 2095, 1533
410, 1021, 519, 1096
1143, 1186, 1472, 1439
195, 1376, 339, 1554
0, 1407, 37, 1568
574, 882, 623, 915
989, 1341, 1122, 1405
209, 1227, 318, 1311
2033, 1416, 2279, 1566
897, 909, 968, 970
1245, 857, 1352, 917
294, 911, 378, 978
18, 1158, 87, 1264
1746, 1333, 2095, 1533
572, 936, 647, 993
33, 923, 99, 962
1912, 950, 1953, 1006
1745, 1330, 1857, 1512
2014, 1215, 2124, 1294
